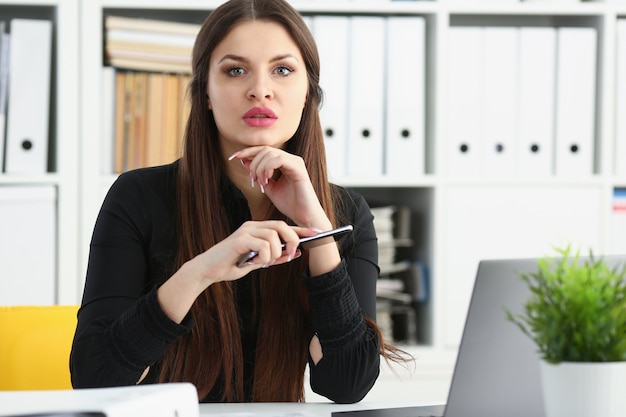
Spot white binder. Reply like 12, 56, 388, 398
385, 16, 425, 178
554, 26, 596, 176
4, 19, 52, 174
518, 26, 556, 177
312, 15, 350, 181
481, 27, 518, 177
616, 20, 626, 177
0, 23, 9, 173
0, 185, 56, 305
446, 26, 484, 177
347, 16, 385, 178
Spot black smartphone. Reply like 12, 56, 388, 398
236, 224, 353, 267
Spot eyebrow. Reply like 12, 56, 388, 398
217, 53, 300, 65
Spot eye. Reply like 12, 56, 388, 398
227, 66, 246, 77
274, 65, 294, 76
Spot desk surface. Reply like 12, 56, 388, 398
198, 401, 444, 417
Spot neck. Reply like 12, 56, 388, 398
225, 159, 272, 220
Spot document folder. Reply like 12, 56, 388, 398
481, 27, 518, 177
347, 16, 385, 177
4, 19, 52, 174
446, 27, 483, 177
616, 20, 626, 177
385, 16, 426, 178
312, 15, 350, 181
554, 26, 596, 176
518, 27, 556, 177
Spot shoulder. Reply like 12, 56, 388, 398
110, 162, 178, 201
102, 162, 179, 221
330, 184, 373, 223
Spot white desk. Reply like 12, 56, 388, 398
199, 401, 443, 417
199, 347, 455, 417
0, 347, 455, 417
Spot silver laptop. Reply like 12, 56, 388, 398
334, 255, 626, 417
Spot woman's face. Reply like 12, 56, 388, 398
207, 20, 308, 156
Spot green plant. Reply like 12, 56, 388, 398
506, 246, 626, 363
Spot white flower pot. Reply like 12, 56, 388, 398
540, 361, 626, 417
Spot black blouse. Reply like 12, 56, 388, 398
70, 161, 381, 403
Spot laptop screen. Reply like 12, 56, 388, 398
443, 258, 546, 417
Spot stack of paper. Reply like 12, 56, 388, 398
371, 206, 397, 272
370, 205, 413, 274
0, 383, 199, 417
104, 15, 200, 74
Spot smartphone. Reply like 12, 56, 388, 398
236, 224, 353, 267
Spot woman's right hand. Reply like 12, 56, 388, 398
191, 220, 318, 286
158, 220, 318, 324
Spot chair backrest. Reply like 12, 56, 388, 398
0, 305, 79, 390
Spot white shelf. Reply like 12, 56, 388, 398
0, 0, 79, 305
2, 0, 613, 349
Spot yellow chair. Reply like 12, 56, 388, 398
0, 305, 79, 390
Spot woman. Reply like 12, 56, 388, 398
71, 0, 405, 403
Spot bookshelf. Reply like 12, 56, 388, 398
0, 0, 79, 305
74, 0, 626, 351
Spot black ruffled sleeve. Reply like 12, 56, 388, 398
303, 188, 381, 403
70, 165, 192, 388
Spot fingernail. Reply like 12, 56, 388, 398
260, 184, 265, 193
287, 249, 299, 262
227, 151, 240, 161
249, 172, 255, 188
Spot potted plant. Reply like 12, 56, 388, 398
507, 246, 626, 417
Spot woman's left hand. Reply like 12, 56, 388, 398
229, 146, 329, 228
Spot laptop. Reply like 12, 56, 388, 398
335, 256, 626, 417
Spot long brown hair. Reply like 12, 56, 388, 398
159, 0, 403, 402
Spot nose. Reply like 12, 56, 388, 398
247, 74, 273, 100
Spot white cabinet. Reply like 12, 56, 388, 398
0, 0, 79, 305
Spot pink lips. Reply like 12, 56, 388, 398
243, 107, 277, 127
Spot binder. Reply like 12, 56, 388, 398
0, 23, 9, 172
481, 27, 518, 176
385, 16, 426, 178
312, 15, 350, 181
346, 16, 385, 177
446, 26, 484, 177
146, 72, 164, 167
554, 26, 596, 176
0, 185, 56, 306
518, 26, 556, 177
101, 66, 116, 174
616, 20, 626, 177
4, 19, 52, 174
